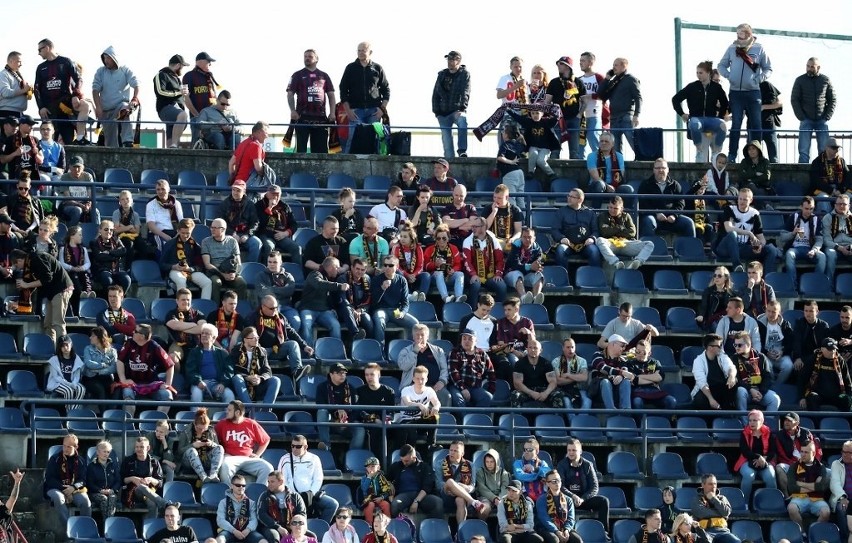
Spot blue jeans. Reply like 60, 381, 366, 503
565, 390, 592, 412
238, 235, 262, 264
785, 246, 827, 285
231, 375, 281, 409
96, 270, 132, 291
467, 276, 507, 304
276, 339, 304, 374
562, 116, 581, 159
714, 232, 779, 269
598, 378, 632, 410
428, 270, 464, 299
688, 117, 727, 161
735, 388, 781, 420
205, 130, 240, 151
436, 112, 468, 158
371, 308, 419, 343
313, 493, 340, 524
61, 204, 101, 227
404, 272, 431, 295
448, 385, 493, 408
557, 242, 602, 267
337, 301, 374, 336
798, 119, 830, 163
739, 462, 776, 501
771, 355, 794, 386
761, 120, 779, 164
639, 214, 696, 238
299, 309, 341, 347
191, 379, 236, 404
259, 234, 303, 264
583, 116, 600, 158
344, 107, 381, 153
728, 89, 762, 159
610, 113, 635, 153
317, 409, 366, 448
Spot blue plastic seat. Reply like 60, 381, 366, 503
462, 413, 498, 440
720, 486, 748, 513
23, 332, 55, 360
542, 266, 573, 293
322, 482, 354, 507
606, 415, 641, 443
79, 297, 108, 322
497, 413, 532, 442
141, 519, 167, 541
307, 519, 330, 541
808, 522, 841, 543
239, 261, 267, 289
253, 411, 288, 440
597, 486, 631, 515
388, 519, 415, 543
653, 269, 688, 295
314, 449, 342, 477
752, 487, 786, 515
641, 235, 673, 262
190, 298, 217, 317
104, 167, 134, 185
293, 228, 319, 249
344, 448, 375, 476
67, 408, 104, 438
214, 170, 230, 188
131, 259, 167, 288
613, 520, 641, 543
0, 332, 21, 359
633, 487, 663, 510
289, 172, 319, 190
731, 521, 763, 543
181, 518, 214, 542
528, 208, 559, 233
350, 520, 371, 543
519, 303, 554, 330
677, 416, 711, 442
163, 481, 201, 510
140, 169, 170, 187
836, 273, 852, 297
575, 265, 609, 292
67, 516, 106, 543
0, 407, 27, 436
436, 412, 461, 441
388, 339, 413, 364
696, 452, 734, 479
633, 306, 664, 331
104, 516, 143, 543
457, 519, 495, 543
408, 301, 441, 329
799, 272, 834, 298
651, 451, 688, 480
314, 337, 350, 365
298, 377, 319, 402
592, 305, 619, 330
442, 302, 472, 329
679, 345, 705, 372
8, 369, 43, 397
177, 169, 207, 187
150, 298, 177, 325
571, 413, 604, 441
363, 175, 391, 193
661, 382, 693, 408
326, 172, 357, 190
474, 177, 501, 193
689, 270, 714, 293
770, 520, 804, 543
650, 345, 677, 372
606, 451, 643, 480
352, 338, 387, 367
282, 410, 318, 438
644, 415, 676, 443
539, 340, 563, 362
200, 482, 228, 510
765, 272, 798, 298
819, 416, 851, 446
418, 518, 453, 543
534, 413, 569, 442
666, 307, 701, 333
675, 237, 707, 261
550, 178, 578, 194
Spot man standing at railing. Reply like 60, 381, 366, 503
91, 46, 139, 148
339, 42, 390, 154
287, 49, 336, 154
792, 58, 836, 164
183, 52, 219, 146
197, 90, 240, 150
597, 58, 641, 154
432, 51, 470, 159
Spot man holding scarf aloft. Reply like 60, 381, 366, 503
536, 471, 582, 543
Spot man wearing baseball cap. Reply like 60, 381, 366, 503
315, 362, 365, 452
155, 54, 190, 148
546, 56, 586, 160
774, 411, 821, 497
589, 334, 635, 410
801, 337, 852, 411
497, 478, 536, 542
183, 52, 220, 144
432, 50, 470, 159
422, 158, 459, 207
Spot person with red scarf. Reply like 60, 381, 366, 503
423, 223, 464, 304
462, 216, 506, 303
256, 471, 307, 543
535, 470, 580, 543
734, 409, 777, 502
44, 434, 91, 523
145, 179, 184, 254
585, 131, 628, 194
207, 291, 246, 353
392, 223, 429, 302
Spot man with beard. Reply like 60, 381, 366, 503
196, 90, 240, 150
207, 291, 246, 353
154, 54, 189, 148
349, 217, 388, 277
442, 184, 478, 248
215, 400, 274, 485
829, 305, 852, 363
598, 57, 641, 154
370, 255, 418, 345
546, 56, 586, 159
218, 180, 261, 264
287, 49, 336, 154
164, 287, 207, 370
0, 51, 32, 120
422, 159, 459, 208
316, 363, 365, 451
44, 434, 91, 524
299, 256, 347, 347
355, 363, 397, 461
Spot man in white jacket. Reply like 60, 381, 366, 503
690, 333, 738, 411
277, 434, 338, 523
829, 440, 852, 543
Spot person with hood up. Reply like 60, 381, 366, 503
475, 448, 511, 515
717, 23, 773, 161
660, 487, 683, 534
216, 473, 268, 543
545, 56, 586, 160
92, 46, 139, 147
738, 141, 772, 200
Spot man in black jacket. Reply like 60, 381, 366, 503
637, 159, 695, 238
339, 41, 390, 154
218, 180, 261, 263
556, 438, 609, 529
387, 444, 443, 518
257, 470, 307, 543
432, 51, 470, 159
792, 300, 830, 385
11, 248, 72, 344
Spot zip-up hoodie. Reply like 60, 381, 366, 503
475, 448, 510, 502
704, 152, 733, 196
92, 46, 138, 111
217, 489, 258, 534
718, 38, 772, 92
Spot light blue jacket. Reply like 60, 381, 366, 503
718, 40, 772, 92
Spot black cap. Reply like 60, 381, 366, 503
444, 51, 462, 60
1, 117, 18, 126
822, 337, 838, 350
196, 52, 216, 62
18, 115, 36, 126
329, 363, 348, 374
169, 54, 189, 67
783, 412, 800, 423
0, 213, 13, 225
68, 155, 84, 166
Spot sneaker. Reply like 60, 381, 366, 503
417, 291, 426, 302
317, 442, 329, 451
207, 474, 220, 483
72, 137, 94, 146
354, 329, 367, 341
294, 365, 312, 382
614, 261, 625, 270
458, 152, 468, 158
444, 295, 455, 304
408, 292, 419, 302
456, 294, 467, 304
533, 292, 545, 305
121, 141, 134, 148
734, 264, 745, 273
472, 500, 486, 513
521, 292, 534, 304
628, 259, 642, 270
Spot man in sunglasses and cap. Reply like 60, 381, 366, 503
432, 50, 470, 159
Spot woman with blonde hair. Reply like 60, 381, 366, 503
696, 266, 735, 331
670, 513, 710, 543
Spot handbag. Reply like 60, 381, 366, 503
389, 132, 412, 156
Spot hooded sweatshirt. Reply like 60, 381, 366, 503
738, 142, 771, 188
475, 448, 510, 502
718, 37, 772, 92
92, 46, 138, 111
705, 153, 732, 196
217, 489, 258, 534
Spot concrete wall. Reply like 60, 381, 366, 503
69, 148, 812, 191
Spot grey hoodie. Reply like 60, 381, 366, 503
475, 448, 510, 502
92, 46, 138, 111
217, 489, 258, 534
718, 39, 772, 92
